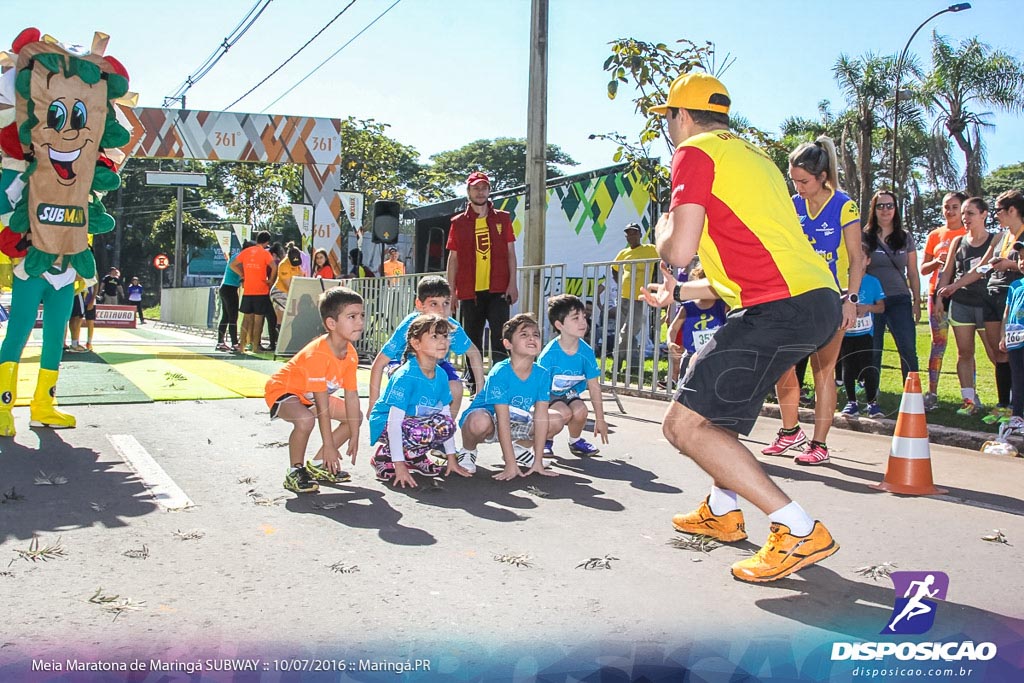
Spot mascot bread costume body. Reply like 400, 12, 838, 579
0, 28, 131, 436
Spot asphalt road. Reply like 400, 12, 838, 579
0, 393, 1021, 681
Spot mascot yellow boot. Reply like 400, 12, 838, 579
0, 361, 17, 436
29, 368, 75, 429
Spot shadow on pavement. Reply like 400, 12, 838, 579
751, 564, 1024, 642
0, 430, 157, 543
759, 459, 1024, 517
555, 456, 683, 495
385, 465, 625, 518
284, 485, 436, 546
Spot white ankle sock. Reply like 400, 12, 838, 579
962, 388, 977, 403
768, 501, 814, 537
708, 486, 738, 515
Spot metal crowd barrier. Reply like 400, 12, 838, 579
342, 271, 444, 358
580, 258, 673, 402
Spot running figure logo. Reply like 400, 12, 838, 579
883, 571, 949, 635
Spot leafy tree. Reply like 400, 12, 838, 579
922, 32, 1024, 196
833, 52, 893, 213
425, 138, 578, 196
983, 162, 1024, 197
204, 162, 302, 232
593, 38, 771, 204
339, 116, 424, 215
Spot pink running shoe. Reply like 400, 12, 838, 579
761, 428, 807, 456
794, 441, 830, 466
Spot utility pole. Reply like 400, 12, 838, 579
525, 0, 548, 312
174, 96, 186, 287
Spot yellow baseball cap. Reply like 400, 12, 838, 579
648, 72, 731, 116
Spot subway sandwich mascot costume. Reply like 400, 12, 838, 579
0, 28, 131, 435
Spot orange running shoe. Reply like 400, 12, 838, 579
731, 521, 839, 583
672, 496, 747, 542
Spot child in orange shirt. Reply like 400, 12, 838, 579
265, 286, 365, 494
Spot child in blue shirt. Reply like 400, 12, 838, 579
999, 255, 1024, 432
537, 294, 608, 457
127, 277, 145, 324
369, 315, 472, 487
665, 264, 727, 390
839, 244, 886, 417
369, 275, 484, 420
459, 314, 560, 481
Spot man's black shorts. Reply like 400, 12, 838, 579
239, 294, 274, 316
676, 287, 841, 436
70, 294, 96, 321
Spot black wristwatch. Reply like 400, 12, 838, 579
673, 281, 684, 303
846, 293, 860, 304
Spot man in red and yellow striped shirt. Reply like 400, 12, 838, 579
644, 72, 842, 584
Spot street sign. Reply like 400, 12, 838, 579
144, 171, 208, 187
153, 254, 170, 270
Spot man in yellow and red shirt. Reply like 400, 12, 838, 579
643, 72, 842, 584
231, 230, 277, 352
446, 172, 518, 391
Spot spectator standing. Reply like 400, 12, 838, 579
231, 231, 277, 353
864, 191, 921, 383
382, 247, 405, 279
611, 223, 659, 374
935, 197, 999, 416
126, 277, 145, 324
920, 192, 968, 410
312, 249, 334, 279
100, 267, 123, 304
446, 171, 518, 391
217, 242, 247, 352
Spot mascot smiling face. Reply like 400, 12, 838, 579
3, 32, 130, 277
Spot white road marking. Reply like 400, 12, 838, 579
107, 434, 194, 510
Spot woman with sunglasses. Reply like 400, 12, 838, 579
920, 192, 968, 410
934, 197, 998, 416
864, 191, 921, 387
761, 137, 862, 466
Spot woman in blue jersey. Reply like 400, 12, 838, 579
763, 136, 863, 466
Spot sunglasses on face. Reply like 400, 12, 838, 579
876, 202, 896, 210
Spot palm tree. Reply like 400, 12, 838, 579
921, 32, 1024, 196
833, 53, 892, 212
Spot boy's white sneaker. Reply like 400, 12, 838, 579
456, 448, 477, 474
513, 443, 535, 469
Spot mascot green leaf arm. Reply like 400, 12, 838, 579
0, 28, 132, 436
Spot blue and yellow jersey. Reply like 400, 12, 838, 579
792, 190, 860, 290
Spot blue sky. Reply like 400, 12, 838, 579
5, 0, 1022, 183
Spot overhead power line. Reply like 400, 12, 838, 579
260, 0, 404, 113
224, 1, 358, 111
164, 0, 274, 108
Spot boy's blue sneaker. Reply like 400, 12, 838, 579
284, 466, 318, 494
543, 440, 555, 457
866, 402, 884, 419
568, 438, 600, 457
840, 401, 860, 417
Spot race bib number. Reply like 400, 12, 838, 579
850, 315, 873, 334
693, 327, 718, 351
1006, 327, 1024, 350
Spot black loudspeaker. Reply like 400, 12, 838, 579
371, 200, 400, 244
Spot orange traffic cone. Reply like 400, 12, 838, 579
871, 372, 947, 496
